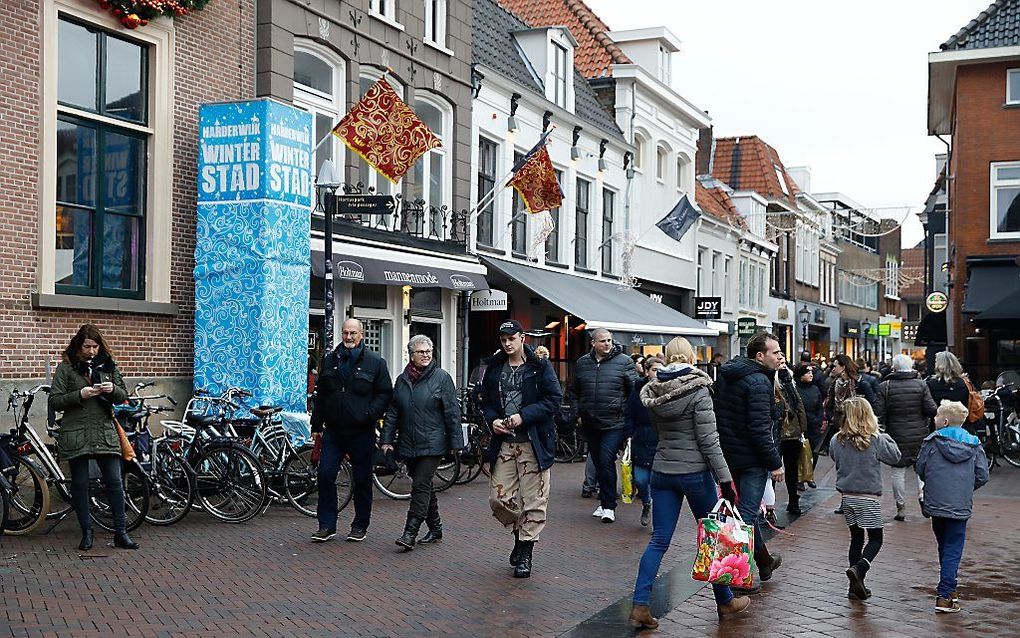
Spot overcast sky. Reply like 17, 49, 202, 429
587, 0, 992, 248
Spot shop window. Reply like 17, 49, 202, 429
55, 17, 148, 299
410, 288, 442, 312
352, 283, 388, 309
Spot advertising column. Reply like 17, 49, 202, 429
195, 99, 313, 412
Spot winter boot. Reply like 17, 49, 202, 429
419, 498, 442, 544
628, 605, 659, 629
755, 548, 782, 581
717, 595, 751, 618
513, 540, 534, 578
894, 502, 906, 521
113, 532, 139, 550
509, 530, 524, 566
395, 514, 424, 551
78, 527, 94, 551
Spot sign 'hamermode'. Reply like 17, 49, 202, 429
198, 99, 313, 207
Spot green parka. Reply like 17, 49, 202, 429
48, 358, 128, 460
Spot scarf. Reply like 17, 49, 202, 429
405, 362, 426, 385
336, 343, 363, 379
833, 375, 857, 409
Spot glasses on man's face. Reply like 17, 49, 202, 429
412, 349, 433, 356
342, 331, 361, 337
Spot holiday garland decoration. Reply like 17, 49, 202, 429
94, 0, 213, 29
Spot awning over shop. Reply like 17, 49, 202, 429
482, 256, 717, 337
973, 289, 1020, 326
311, 249, 488, 291
962, 265, 1020, 313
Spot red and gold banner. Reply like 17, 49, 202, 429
507, 146, 562, 214
331, 79, 441, 183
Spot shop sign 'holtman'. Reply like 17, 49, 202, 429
195, 99, 313, 414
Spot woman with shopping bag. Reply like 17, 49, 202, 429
628, 339, 749, 629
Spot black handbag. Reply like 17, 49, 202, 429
373, 447, 398, 476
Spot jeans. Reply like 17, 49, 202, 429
584, 427, 626, 510
69, 455, 125, 533
583, 454, 598, 492
405, 455, 441, 525
317, 430, 375, 532
731, 467, 770, 556
890, 466, 924, 506
632, 469, 733, 606
633, 466, 651, 505
932, 517, 968, 598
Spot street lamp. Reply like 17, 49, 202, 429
315, 159, 342, 353
799, 305, 811, 357
861, 319, 872, 363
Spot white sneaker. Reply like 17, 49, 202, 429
592, 506, 604, 517
601, 509, 616, 523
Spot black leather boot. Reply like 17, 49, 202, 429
78, 528, 94, 551
419, 497, 442, 544
509, 530, 523, 566
513, 540, 534, 578
113, 532, 139, 550
395, 515, 423, 551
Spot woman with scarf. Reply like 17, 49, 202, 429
776, 364, 808, 515
48, 324, 137, 551
381, 335, 463, 550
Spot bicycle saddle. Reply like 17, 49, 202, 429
185, 413, 220, 428
250, 406, 283, 417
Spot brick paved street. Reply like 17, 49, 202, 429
4, 458, 1020, 638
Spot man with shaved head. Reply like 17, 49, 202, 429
311, 318, 393, 543
568, 328, 636, 523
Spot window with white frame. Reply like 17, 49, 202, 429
885, 255, 899, 298
756, 262, 765, 310
1008, 69, 1020, 105
424, 0, 447, 48
55, 15, 151, 298
602, 188, 615, 274
697, 248, 706, 296
656, 146, 667, 182
545, 169, 564, 262
293, 45, 344, 183
551, 42, 569, 108
676, 154, 691, 192
839, 273, 878, 310
738, 258, 748, 307
406, 95, 451, 238
658, 44, 671, 86
476, 136, 498, 248
990, 161, 1020, 238
575, 177, 590, 268
775, 165, 789, 196
633, 136, 645, 171
711, 252, 720, 295
511, 151, 527, 255
369, 0, 397, 22
724, 257, 732, 309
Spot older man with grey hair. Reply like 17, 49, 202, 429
874, 353, 938, 521
568, 328, 636, 523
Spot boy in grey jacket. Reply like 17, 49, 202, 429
915, 400, 990, 614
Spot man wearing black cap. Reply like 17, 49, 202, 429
480, 319, 562, 578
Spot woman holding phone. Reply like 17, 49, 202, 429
48, 324, 138, 551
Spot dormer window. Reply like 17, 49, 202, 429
775, 165, 789, 196
551, 42, 569, 108
658, 44, 671, 85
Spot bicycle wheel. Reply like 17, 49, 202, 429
283, 447, 352, 517
453, 440, 483, 485
2, 455, 50, 536
0, 482, 9, 536
373, 460, 412, 500
145, 443, 195, 526
90, 460, 150, 533
1000, 420, 1020, 468
555, 431, 577, 463
434, 455, 460, 493
194, 443, 267, 523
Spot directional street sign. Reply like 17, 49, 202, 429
335, 194, 396, 215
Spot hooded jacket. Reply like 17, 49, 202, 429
640, 364, 731, 481
480, 344, 562, 472
380, 361, 463, 458
568, 343, 636, 431
625, 377, 657, 469
873, 370, 938, 467
915, 427, 989, 519
713, 357, 782, 472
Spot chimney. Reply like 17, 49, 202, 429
696, 125, 714, 175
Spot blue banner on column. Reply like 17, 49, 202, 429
195, 99, 313, 413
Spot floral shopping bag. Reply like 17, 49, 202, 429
692, 499, 756, 588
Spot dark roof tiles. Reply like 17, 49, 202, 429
941, 0, 1020, 50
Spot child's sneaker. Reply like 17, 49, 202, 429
935, 596, 960, 613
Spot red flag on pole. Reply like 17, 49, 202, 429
507, 145, 562, 213
331, 79, 441, 183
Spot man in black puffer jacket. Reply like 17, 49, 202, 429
714, 332, 785, 592
568, 328, 636, 523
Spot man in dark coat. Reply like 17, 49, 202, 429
714, 332, 785, 592
568, 328, 636, 523
480, 320, 562, 578
874, 353, 938, 521
310, 318, 393, 543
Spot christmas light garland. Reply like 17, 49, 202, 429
94, 0, 213, 29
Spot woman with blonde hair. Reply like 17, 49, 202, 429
829, 397, 901, 600
629, 337, 747, 627
926, 352, 972, 430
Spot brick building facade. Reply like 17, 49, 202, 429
928, 0, 1020, 382
2, 1, 255, 392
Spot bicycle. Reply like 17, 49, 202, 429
980, 373, 1020, 470
0, 446, 14, 536
3, 385, 150, 535
116, 383, 196, 526
157, 389, 268, 523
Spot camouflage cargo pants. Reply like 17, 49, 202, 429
488, 440, 550, 541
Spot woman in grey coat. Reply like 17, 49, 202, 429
381, 335, 463, 550
629, 338, 747, 630
873, 354, 938, 521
